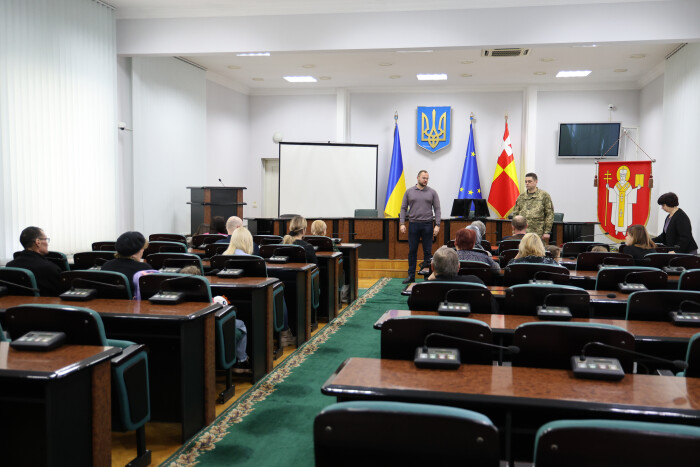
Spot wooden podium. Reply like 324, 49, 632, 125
187, 186, 246, 233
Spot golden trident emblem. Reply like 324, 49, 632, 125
421, 108, 447, 149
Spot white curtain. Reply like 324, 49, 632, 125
0, 0, 117, 261
661, 43, 700, 235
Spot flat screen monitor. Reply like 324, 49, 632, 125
450, 199, 489, 218
558, 123, 621, 158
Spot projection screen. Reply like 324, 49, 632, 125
278, 142, 378, 218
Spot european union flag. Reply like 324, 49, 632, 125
458, 121, 482, 199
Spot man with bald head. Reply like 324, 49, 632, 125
216, 216, 261, 255
503, 215, 528, 241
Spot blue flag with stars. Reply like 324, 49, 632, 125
458, 120, 482, 199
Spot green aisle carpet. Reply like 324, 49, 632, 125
164, 277, 407, 466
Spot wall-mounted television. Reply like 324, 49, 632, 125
558, 122, 622, 158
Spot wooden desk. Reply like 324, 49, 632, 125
0, 342, 120, 466
322, 357, 700, 462
206, 276, 279, 380
316, 251, 342, 320
338, 243, 361, 302
0, 296, 220, 442
265, 262, 315, 344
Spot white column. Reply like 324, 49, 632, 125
336, 88, 350, 143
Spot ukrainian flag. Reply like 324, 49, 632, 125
458, 120, 482, 199
384, 123, 406, 217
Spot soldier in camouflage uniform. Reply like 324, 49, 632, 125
512, 172, 554, 243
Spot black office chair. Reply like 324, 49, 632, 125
498, 239, 521, 255
138, 273, 213, 302
499, 248, 519, 267
204, 243, 229, 258
561, 242, 608, 258
678, 269, 700, 291
480, 239, 492, 252
643, 253, 700, 269
143, 240, 187, 256
531, 269, 572, 285
145, 252, 204, 273
458, 261, 495, 285
214, 304, 240, 403
259, 244, 308, 263
92, 241, 116, 251
407, 281, 490, 311
503, 284, 590, 318
0, 267, 40, 296
4, 304, 151, 466
191, 234, 227, 249
72, 251, 115, 270
595, 266, 667, 290
625, 290, 700, 321
534, 419, 700, 467
45, 251, 70, 271
381, 315, 494, 364
511, 322, 635, 372
575, 252, 634, 271
210, 255, 268, 277
253, 235, 284, 246
303, 235, 334, 252
314, 401, 500, 467
59, 270, 133, 299
682, 332, 700, 378
149, 233, 187, 244
655, 245, 678, 253
503, 263, 570, 286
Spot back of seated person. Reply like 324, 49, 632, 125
223, 227, 254, 256
427, 246, 484, 285
282, 215, 318, 264
310, 220, 340, 252
502, 215, 528, 241
508, 232, 557, 266
623, 224, 657, 260
101, 231, 154, 281
216, 216, 261, 255
545, 244, 561, 263
6, 226, 63, 296
454, 227, 499, 270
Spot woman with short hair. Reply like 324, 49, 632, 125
653, 192, 697, 254
454, 228, 499, 270
508, 232, 557, 265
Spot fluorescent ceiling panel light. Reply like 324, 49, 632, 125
283, 76, 317, 83
417, 73, 447, 81
397, 50, 434, 53
237, 52, 270, 57
556, 70, 592, 78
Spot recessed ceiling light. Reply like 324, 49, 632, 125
389, 75, 401, 79
319, 76, 332, 80
534, 71, 546, 75
237, 52, 270, 57
572, 44, 598, 48
302, 64, 315, 69
556, 70, 592, 78
227, 65, 241, 70
460, 73, 472, 78
396, 50, 433, 53
540, 58, 554, 62
614, 68, 628, 73
630, 54, 646, 59
283, 76, 317, 83
379, 62, 392, 67
460, 60, 473, 65
417, 73, 447, 81
252, 77, 264, 81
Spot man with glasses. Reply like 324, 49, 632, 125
6, 226, 62, 296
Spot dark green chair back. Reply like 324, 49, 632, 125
45, 251, 70, 271
679, 269, 700, 291
595, 266, 666, 290
145, 252, 204, 273
575, 252, 634, 271
683, 332, 700, 378
626, 290, 700, 321
0, 267, 40, 296
138, 273, 212, 302
92, 241, 116, 251
210, 255, 267, 277
149, 233, 187, 244
408, 281, 489, 311
73, 250, 116, 270
191, 234, 227, 249
504, 284, 590, 318
561, 241, 608, 258
503, 263, 570, 286
143, 240, 187, 256
253, 235, 283, 246
303, 235, 334, 252
59, 270, 133, 299
273, 282, 286, 333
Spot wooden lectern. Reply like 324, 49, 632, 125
187, 186, 246, 233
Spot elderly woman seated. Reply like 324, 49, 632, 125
454, 228, 500, 270
507, 232, 558, 266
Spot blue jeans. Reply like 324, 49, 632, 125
408, 222, 433, 277
236, 319, 248, 361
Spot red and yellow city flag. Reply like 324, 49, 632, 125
597, 161, 652, 241
487, 121, 519, 218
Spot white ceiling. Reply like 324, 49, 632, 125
108, 0, 683, 92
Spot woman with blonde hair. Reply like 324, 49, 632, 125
508, 232, 557, 265
310, 220, 327, 236
624, 224, 656, 260
282, 215, 318, 264
223, 227, 254, 255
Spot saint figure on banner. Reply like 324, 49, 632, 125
607, 165, 639, 234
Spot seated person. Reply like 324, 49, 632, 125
101, 231, 154, 281
282, 215, 318, 264
311, 219, 349, 301
427, 246, 484, 285
210, 216, 228, 235
180, 265, 250, 372
454, 228, 499, 270
310, 220, 340, 252
216, 216, 261, 255
507, 233, 558, 266
502, 215, 528, 241
545, 244, 561, 262
223, 227, 254, 256
466, 221, 488, 252
590, 245, 608, 253
624, 224, 656, 260
6, 226, 62, 296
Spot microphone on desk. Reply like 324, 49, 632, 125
60, 277, 126, 301
669, 300, 700, 326
572, 341, 688, 381
414, 332, 520, 370
536, 293, 586, 321
218, 178, 225, 186
618, 271, 648, 293
0, 278, 41, 295
148, 274, 198, 304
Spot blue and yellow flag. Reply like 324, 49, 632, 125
458, 120, 482, 199
384, 123, 406, 217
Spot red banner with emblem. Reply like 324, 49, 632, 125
597, 161, 652, 241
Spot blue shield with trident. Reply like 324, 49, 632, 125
416, 106, 451, 153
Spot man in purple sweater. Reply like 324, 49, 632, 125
399, 170, 441, 284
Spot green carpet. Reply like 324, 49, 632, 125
164, 277, 408, 466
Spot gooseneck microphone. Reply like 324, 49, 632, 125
537, 293, 586, 320
60, 277, 126, 301
670, 300, 700, 326
0, 278, 41, 295
148, 274, 198, 304
414, 332, 519, 370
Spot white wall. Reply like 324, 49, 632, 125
535, 89, 640, 227
117, 56, 134, 234
131, 57, 207, 235
639, 74, 665, 234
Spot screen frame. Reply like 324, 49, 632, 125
557, 122, 622, 159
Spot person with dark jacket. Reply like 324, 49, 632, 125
653, 192, 698, 254
624, 224, 657, 260
7, 226, 62, 296
282, 215, 318, 265
101, 231, 154, 281
427, 246, 484, 285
